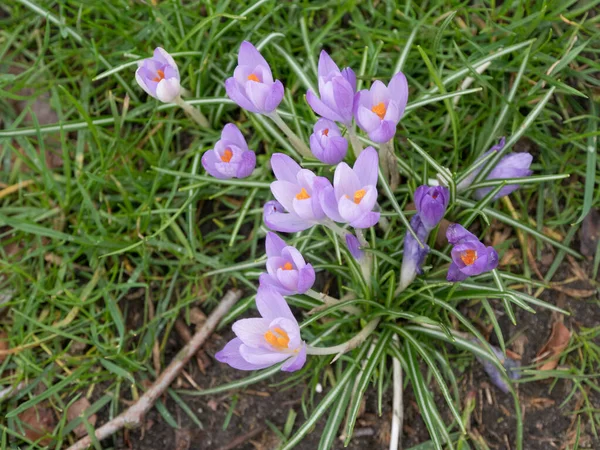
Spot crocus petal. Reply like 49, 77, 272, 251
238, 41, 271, 77
485, 246, 499, 271
270, 180, 299, 212
446, 223, 477, 244
263, 79, 285, 113
276, 268, 300, 292
153, 47, 178, 72
367, 121, 396, 143
341, 67, 356, 92
258, 273, 283, 292
296, 265, 316, 293
239, 345, 289, 366
202, 150, 231, 179
221, 123, 248, 150
345, 234, 365, 261
232, 318, 271, 347
447, 262, 469, 282
306, 90, 345, 123
333, 162, 361, 199
271, 153, 301, 183
282, 344, 307, 372
265, 210, 313, 233
255, 286, 296, 322
236, 151, 256, 178
319, 185, 344, 222
246, 80, 272, 113
155, 78, 180, 103
356, 104, 381, 132
353, 146, 379, 187
135, 68, 155, 97
349, 211, 380, 229
225, 78, 259, 113
215, 338, 271, 371
388, 71, 409, 113
266, 232, 287, 257
331, 76, 355, 123
318, 50, 341, 79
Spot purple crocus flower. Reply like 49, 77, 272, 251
354, 72, 408, 143
414, 185, 450, 232
135, 47, 181, 103
446, 224, 498, 282
267, 154, 329, 232
259, 232, 315, 295
309, 118, 348, 165
457, 137, 533, 200
399, 214, 430, 290
225, 41, 284, 114
345, 234, 365, 262
474, 341, 521, 393
320, 146, 380, 228
306, 50, 356, 125
201, 124, 256, 179
215, 287, 306, 372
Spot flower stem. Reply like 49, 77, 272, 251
268, 111, 312, 158
354, 228, 372, 286
323, 219, 349, 240
306, 318, 380, 361
380, 140, 399, 190
347, 126, 363, 158
174, 95, 210, 128
305, 289, 361, 316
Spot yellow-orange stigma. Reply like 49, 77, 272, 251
281, 262, 293, 271
296, 187, 310, 200
264, 327, 290, 350
322, 128, 329, 136
353, 189, 366, 204
460, 249, 477, 266
221, 148, 233, 163
152, 69, 165, 82
371, 102, 387, 120
247, 73, 260, 82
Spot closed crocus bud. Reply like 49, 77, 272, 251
354, 72, 408, 143
414, 185, 450, 232
202, 124, 256, 179
215, 287, 306, 372
259, 232, 315, 295
320, 146, 380, 228
446, 224, 498, 282
135, 47, 181, 103
225, 41, 284, 114
399, 214, 430, 291
309, 119, 348, 165
306, 50, 356, 125
345, 234, 365, 262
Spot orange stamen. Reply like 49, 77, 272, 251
281, 262, 293, 271
460, 249, 477, 266
247, 73, 260, 82
353, 189, 366, 204
371, 102, 387, 120
322, 128, 329, 136
221, 148, 233, 163
152, 69, 165, 82
296, 187, 310, 200
264, 327, 290, 350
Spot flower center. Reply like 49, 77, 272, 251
152, 69, 165, 82
371, 102, 387, 120
264, 327, 290, 350
221, 148, 233, 163
353, 189, 366, 204
460, 249, 477, 266
280, 262, 293, 271
432, 192, 438, 199
296, 187, 310, 200
247, 73, 261, 82
322, 128, 329, 136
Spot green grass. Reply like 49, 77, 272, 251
1, 1, 599, 449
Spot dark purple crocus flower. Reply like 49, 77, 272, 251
201, 124, 255, 179
354, 72, 408, 143
259, 232, 315, 295
345, 234, 365, 262
457, 137, 533, 200
306, 50, 356, 125
309, 118, 348, 165
225, 41, 284, 114
135, 47, 181, 103
320, 146, 380, 228
446, 224, 498, 282
215, 287, 306, 372
399, 214, 430, 290
414, 185, 450, 232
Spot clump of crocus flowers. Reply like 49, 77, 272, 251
134, 42, 535, 376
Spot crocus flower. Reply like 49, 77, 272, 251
259, 232, 315, 295
225, 41, 284, 114
215, 287, 306, 372
354, 72, 408, 143
268, 154, 329, 232
446, 224, 498, 282
306, 50, 356, 125
345, 234, 365, 262
201, 124, 256, 179
309, 118, 348, 165
414, 185, 450, 232
320, 146, 380, 228
457, 137, 533, 200
399, 214, 430, 290
135, 47, 181, 103
474, 342, 521, 393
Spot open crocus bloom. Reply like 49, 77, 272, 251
320, 146, 380, 228
135, 47, 181, 103
201, 124, 256, 179
306, 50, 356, 125
309, 118, 348, 165
259, 232, 315, 295
399, 214, 430, 290
225, 41, 284, 114
414, 185, 450, 232
446, 224, 498, 282
215, 287, 306, 372
267, 153, 329, 232
354, 72, 408, 143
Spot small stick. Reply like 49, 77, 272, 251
66, 290, 241, 450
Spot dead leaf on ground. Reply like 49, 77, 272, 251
0, 332, 9, 363
580, 209, 600, 258
536, 321, 572, 371
66, 397, 97, 438
175, 428, 192, 450
17, 404, 56, 445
